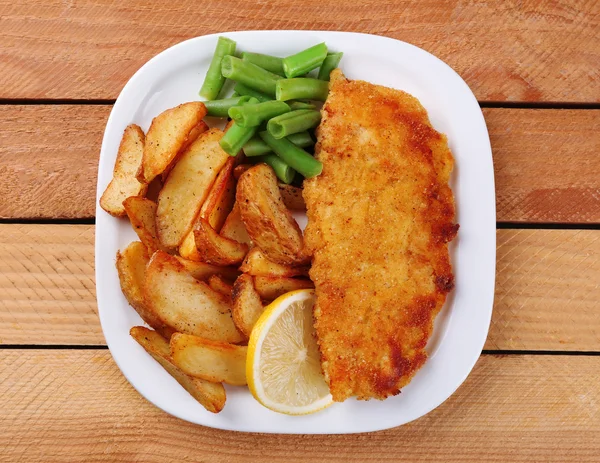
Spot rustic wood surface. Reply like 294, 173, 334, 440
2, 106, 599, 222
1, 0, 599, 102
1, 1, 599, 460
1, 352, 598, 462
1, 225, 598, 351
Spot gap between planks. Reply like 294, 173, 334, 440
0, 224, 599, 351
1, 106, 599, 222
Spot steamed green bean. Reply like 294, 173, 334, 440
282, 43, 328, 78
259, 131, 323, 178
199, 37, 236, 100
221, 56, 282, 97
242, 52, 285, 77
243, 131, 314, 157
276, 78, 329, 101
203, 96, 251, 117
267, 110, 321, 139
318, 52, 343, 81
228, 100, 290, 127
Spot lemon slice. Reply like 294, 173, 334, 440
247, 289, 333, 415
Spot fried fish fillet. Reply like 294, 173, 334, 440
303, 70, 458, 402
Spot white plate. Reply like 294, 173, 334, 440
95, 31, 495, 434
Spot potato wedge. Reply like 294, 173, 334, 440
239, 248, 309, 278
233, 164, 251, 180
100, 124, 147, 217
278, 184, 306, 211
220, 203, 252, 246
193, 218, 249, 266
237, 164, 307, 265
130, 326, 225, 413
156, 128, 230, 249
179, 158, 236, 260
123, 196, 164, 253
170, 333, 247, 385
253, 276, 315, 300
144, 251, 244, 343
208, 275, 233, 299
231, 274, 264, 337
161, 120, 210, 182
138, 102, 207, 184
116, 242, 174, 338
175, 256, 240, 282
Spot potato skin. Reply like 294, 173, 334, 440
237, 164, 307, 265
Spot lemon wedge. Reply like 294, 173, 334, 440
247, 289, 333, 415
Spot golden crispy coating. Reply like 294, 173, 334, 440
303, 70, 458, 401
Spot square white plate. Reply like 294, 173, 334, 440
95, 30, 495, 434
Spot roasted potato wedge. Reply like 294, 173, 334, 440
253, 276, 315, 301
123, 196, 164, 253
100, 124, 147, 217
231, 274, 264, 337
161, 120, 209, 182
144, 251, 244, 343
179, 157, 236, 260
233, 164, 251, 180
116, 242, 174, 338
239, 248, 309, 278
220, 203, 252, 246
156, 128, 230, 249
138, 102, 207, 184
130, 326, 225, 413
208, 275, 233, 299
175, 256, 240, 282
193, 218, 249, 266
170, 333, 247, 385
237, 164, 307, 265
278, 184, 306, 211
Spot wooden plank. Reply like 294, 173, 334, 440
2, 105, 600, 222
0, 352, 598, 462
1, 1, 599, 102
0, 105, 107, 220
1, 224, 599, 350
485, 108, 600, 223
488, 229, 600, 350
0, 224, 97, 345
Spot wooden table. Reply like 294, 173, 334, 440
1, 1, 599, 461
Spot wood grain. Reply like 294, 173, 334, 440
0, 224, 97, 345
1, 1, 599, 101
0, 351, 598, 462
0, 105, 107, 219
1, 224, 599, 350
486, 108, 600, 223
2, 106, 599, 222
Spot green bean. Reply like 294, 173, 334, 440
231, 92, 240, 97
241, 52, 285, 77
267, 110, 321, 139
259, 131, 323, 178
243, 131, 314, 157
282, 43, 328, 78
318, 52, 343, 81
221, 56, 282, 97
228, 101, 290, 128
203, 96, 251, 118
233, 83, 272, 102
276, 78, 329, 101
289, 101, 316, 110
199, 37, 236, 100
219, 97, 260, 156
253, 154, 296, 184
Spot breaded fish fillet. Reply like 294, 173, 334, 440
303, 70, 458, 402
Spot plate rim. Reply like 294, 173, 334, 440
95, 30, 496, 434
